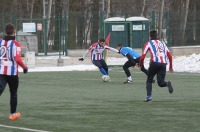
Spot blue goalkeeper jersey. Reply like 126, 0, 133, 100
119, 47, 140, 59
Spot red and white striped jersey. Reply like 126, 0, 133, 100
142, 40, 170, 64
0, 39, 26, 75
83, 42, 118, 61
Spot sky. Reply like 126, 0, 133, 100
19, 53, 200, 73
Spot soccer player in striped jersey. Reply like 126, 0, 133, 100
79, 38, 118, 80
0, 23, 28, 120
139, 30, 173, 102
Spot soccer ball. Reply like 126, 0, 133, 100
102, 75, 110, 82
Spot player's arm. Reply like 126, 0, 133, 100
167, 51, 173, 72
105, 46, 119, 53
14, 44, 28, 73
79, 50, 89, 61
139, 54, 146, 67
79, 45, 94, 61
139, 42, 149, 66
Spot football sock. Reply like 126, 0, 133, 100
99, 68, 108, 75
128, 76, 132, 81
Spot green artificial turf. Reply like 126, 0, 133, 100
0, 68, 200, 132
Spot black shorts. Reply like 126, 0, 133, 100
0, 75, 19, 96
92, 59, 108, 69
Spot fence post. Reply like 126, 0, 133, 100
64, 11, 68, 56
43, 18, 47, 56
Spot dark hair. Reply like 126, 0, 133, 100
117, 43, 122, 47
5, 23, 15, 36
99, 38, 105, 42
150, 30, 157, 40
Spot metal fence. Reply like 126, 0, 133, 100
0, 13, 67, 56
1, 10, 200, 56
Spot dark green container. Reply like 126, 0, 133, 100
126, 17, 149, 48
104, 17, 130, 47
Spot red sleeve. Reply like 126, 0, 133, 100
167, 51, 173, 69
139, 54, 146, 66
14, 41, 27, 69
139, 42, 149, 66
14, 56, 27, 69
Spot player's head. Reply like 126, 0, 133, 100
5, 23, 16, 36
116, 43, 122, 50
99, 38, 105, 47
150, 30, 158, 40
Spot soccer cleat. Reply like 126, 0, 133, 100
144, 96, 152, 102
123, 79, 133, 84
9, 112, 21, 121
144, 98, 152, 102
167, 81, 173, 94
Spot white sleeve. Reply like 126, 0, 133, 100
105, 46, 119, 53
82, 50, 90, 59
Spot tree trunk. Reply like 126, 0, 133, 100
68, 0, 79, 49
181, 0, 190, 44
158, 0, 164, 39
91, 0, 100, 43
53, 0, 62, 50
106, 0, 110, 18
141, 0, 146, 16
30, 0, 35, 19
47, 0, 52, 45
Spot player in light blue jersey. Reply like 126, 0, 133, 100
116, 43, 152, 84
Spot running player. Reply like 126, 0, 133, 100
0, 23, 28, 120
139, 30, 173, 102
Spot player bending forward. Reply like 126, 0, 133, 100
79, 38, 118, 81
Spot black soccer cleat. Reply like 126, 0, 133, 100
123, 79, 133, 84
167, 81, 173, 94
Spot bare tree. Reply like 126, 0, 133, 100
106, 0, 110, 18
141, 0, 147, 16
30, 0, 35, 19
181, 0, 190, 43
158, 0, 164, 38
90, 0, 100, 43
68, 0, 81, 49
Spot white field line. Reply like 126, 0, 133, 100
0, 124, 51, 132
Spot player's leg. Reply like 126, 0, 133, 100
135, 57, 148, 75
100, 59, 109, 75
145, 62, 157, 102
156, 64, 167, 87
92, 60, 107, 75
140, 64, 148, 75
7, 75, 20, 120
0, 75, 7, 96
157, 64, 173, 93
123, 61, 133, 83
140, 64, 156, 83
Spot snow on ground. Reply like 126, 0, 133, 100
19, 53, 200, 73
